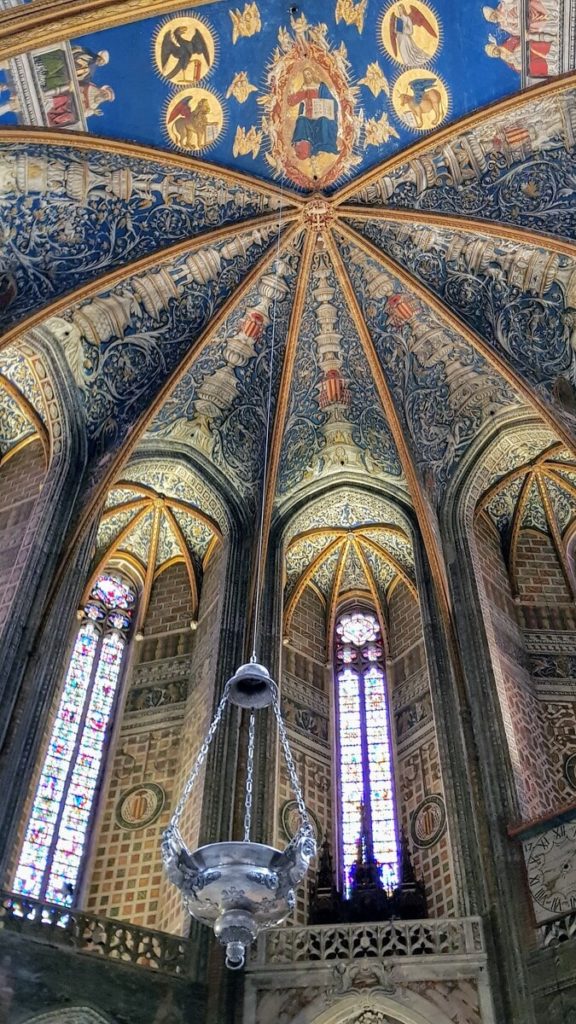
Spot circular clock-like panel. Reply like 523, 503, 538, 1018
116, 783, 166, 831
410, 795, 447, 849
564, 753, 576, 792
526, 821, 576, 919
280, 800, 322, 843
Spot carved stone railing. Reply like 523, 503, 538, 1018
0, 891, 188, 976
537, 911, 576, 948
249, 916, 485, 968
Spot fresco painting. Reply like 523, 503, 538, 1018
0, 0, 524, 190
482, 0, 561, 79
381, 2, 441, 67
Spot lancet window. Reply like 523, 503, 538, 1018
13, 572, 136, 906
335, 608, 398, 894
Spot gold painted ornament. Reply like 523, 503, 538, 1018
392, 69, 449, 131
226, 70, 258, 104
154, 16, 215, 85
358, 62, 391, 98
381, 1, 441, 67
165, 88, 224, 152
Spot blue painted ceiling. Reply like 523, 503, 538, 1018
0, 0, 520, 191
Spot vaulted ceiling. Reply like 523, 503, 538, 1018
0, 0, 575, 614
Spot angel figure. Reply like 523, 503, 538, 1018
335, 0, 368, 33
364, 112, 400, 146
230, 3, 261, 44
233, 125, 263, 158
358, 61, 390, 97
226, 71, 258, 103
389, 3, 438, 66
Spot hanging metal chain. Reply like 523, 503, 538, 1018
170, 683, 231, 827
243, 711, 256, 842
270, 686, 314, 837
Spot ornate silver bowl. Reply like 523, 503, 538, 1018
163, 826, 315, 968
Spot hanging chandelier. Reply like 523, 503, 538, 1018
161, 199, 316, 970
161, 662, 315, 969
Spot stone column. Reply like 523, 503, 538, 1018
439, 498, 538, 1023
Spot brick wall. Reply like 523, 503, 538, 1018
0, 440, 45, 607
474, 515, 564, 818
515, 530, 572, 604
388, 581, 456, 918
86, 562, 194, 928
279, 585, 330, 923
290, 586, 327, 664
157, 542, 228, 934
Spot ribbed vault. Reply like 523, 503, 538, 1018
2, 75, 576, 623
478, 442, 576, 599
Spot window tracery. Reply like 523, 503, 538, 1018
14, 573, 136, 905
335, 609, 398, 893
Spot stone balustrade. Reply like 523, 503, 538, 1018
0, 890, 188, 976
244, 917, 495, 1024
250, 916, 485, 967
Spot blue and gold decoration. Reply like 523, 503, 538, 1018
0, 0, 520, 190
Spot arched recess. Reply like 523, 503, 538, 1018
24, 1009, 112, 1024
0, 325, 89, 883
50, 450, 249, 937
254, 985, 482, 1024
448, 418, 576, 824
274, 485, 458, 924
436, 416, 556, 1024
0, 326, 87, 694
0, 363, 49, 608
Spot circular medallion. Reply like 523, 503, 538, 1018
280, 800, 322, 843
380, 2, 441, 67
564, 753, 576, 792
154, 16, 216, 86
410, 794, 446, 849
165, 88, 224, 152
116, 783, 166, 831
391, 69, 449, 132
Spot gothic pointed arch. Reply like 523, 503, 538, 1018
24, 1009, 113, 1024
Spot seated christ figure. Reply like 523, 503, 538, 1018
287, 66, 339, 161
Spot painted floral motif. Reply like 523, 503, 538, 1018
349, 218, 576, 418
278, 248, 402, 496
337, 234, 520, 495
147, 243, 302, 497
285, 488, 411, 545
348, 91, 576, 237
44, 225, 280, 457
0, 384, 36, 455
0, 143, 287, 331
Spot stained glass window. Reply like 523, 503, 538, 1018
335, 609, 398, 894
14, 573, 135, 906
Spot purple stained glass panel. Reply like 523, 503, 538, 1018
335, 610, 398, 895
337, 611, 379, 647
14, 574, 134, 905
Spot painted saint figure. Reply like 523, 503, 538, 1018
287, 67, 339, 162
389, 4, 438, 66
71, 45, 110, 82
